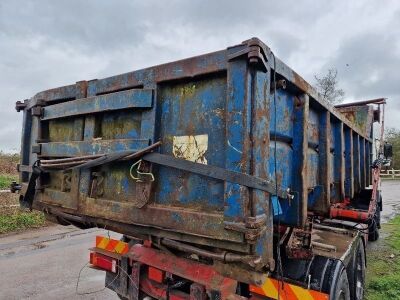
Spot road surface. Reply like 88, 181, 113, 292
380, 180, 400, 222
0, 225, 120, 299
0, 180, 399, 299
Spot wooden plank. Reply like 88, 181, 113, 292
40, 138, 149, 157
42, 89, 153, 120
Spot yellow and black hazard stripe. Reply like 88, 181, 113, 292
95, 236, 129, 254
250, 277, 328, 300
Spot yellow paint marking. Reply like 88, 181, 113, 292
97, 237, 110, 249
289, 284, 314, 300
261, 279, 279, 299
114, 242, 126, 254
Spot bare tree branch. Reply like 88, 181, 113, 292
314, 68, 345, 104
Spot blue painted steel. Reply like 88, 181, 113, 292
344, 128, 354, 198
42, 89, 153, 120
332, 122, 344, 202
40, 139, 149, 157
18, 38, 376, 265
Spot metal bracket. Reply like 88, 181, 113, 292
130, 262, 141, 300
224, 214, 267, 243
15, 100, 28, 112
32, 144, 42, 154
271, 79, 287, 92
286, 219, 313, 260
31, 106, 44, 117
228, 37, 270, 72
90, 172, 105, 198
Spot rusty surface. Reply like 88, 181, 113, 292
16, 38, 382, 281
336, 105, 374, 137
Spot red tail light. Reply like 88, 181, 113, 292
90, 252, 117, 273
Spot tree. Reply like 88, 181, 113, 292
314, 68, 345, 105
385, 127, 400, 169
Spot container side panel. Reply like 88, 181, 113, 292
100, 110, 142, 140
252, 68, 272, 267
270, 142, 294, 220
307, 108, 320, 208
48, 118, 78, 142
312, 111, 331, 213
332, 122, 344, 203
154, 74, 227, 211
269, 90, 297, 225
307, 108, 319, 146
360, 138, 366, 188
224, 59, 250, 221
344, 128, 354, 198
366, 141, 372, 186
353, 133, 361, 193
270, 90, 294, 142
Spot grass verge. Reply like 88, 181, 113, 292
0, 153, 47, 234
366, 216, 400, 299
0, 174, 18, 189
0, 210, 46, 234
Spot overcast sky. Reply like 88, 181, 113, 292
0, 0, 399, 152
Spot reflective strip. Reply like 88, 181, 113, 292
261, 277, 278, 299
250, 278, 329, 300
95, 236, 129, 254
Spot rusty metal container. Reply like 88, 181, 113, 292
16, 38, 376, 270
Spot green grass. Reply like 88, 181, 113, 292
366, 216, 400, 300
0, 210, 46, 234
0, 153, 46, 235
0, 174, 18, 189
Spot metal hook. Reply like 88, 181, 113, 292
129, 159, 155, 182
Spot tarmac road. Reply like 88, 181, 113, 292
0, 225, 120, 300
380, 179, 400, 222
0, 180, 398, 299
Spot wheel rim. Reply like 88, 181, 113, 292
355, 248, 365, 299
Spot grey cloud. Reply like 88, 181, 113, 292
0, 0, 399, 152
316, 10, 400, 130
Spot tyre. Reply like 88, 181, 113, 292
347, 239, 366, 300
331, 269, 350, 300
327, 260, 350, 300
368, 208, 380, 242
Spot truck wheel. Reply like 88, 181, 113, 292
348, 239, 366, 300
329, 262, 350, 300
368, 212, 380, 242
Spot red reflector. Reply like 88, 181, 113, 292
148, 266, 164, 283
90, 252, 117, 273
